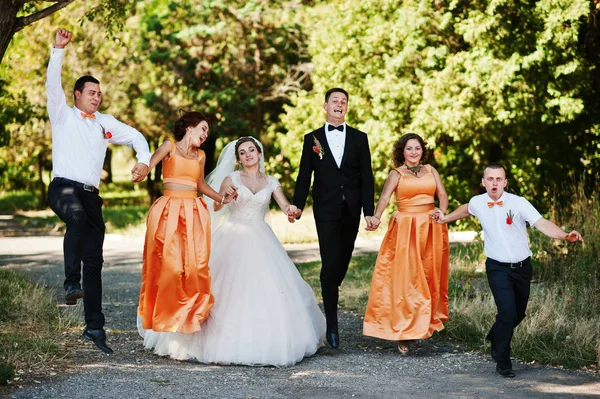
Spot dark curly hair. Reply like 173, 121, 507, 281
392, 133, 428, 168
173, 110, 209, 141
235, 136, 262, 161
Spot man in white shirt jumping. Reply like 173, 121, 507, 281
432, 163, 583, 378
46, 28, 151, 354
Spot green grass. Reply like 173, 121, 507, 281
103, 205, 149, 234
0, 269, 78, 385
0, 191, 41, 213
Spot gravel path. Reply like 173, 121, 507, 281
1, 227, 599, 398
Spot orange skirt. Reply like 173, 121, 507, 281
138, 190, 214, 334
363, 207, 449, 341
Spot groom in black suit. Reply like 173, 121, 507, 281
292, 88, 376, 348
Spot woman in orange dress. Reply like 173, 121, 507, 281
137, 111, 236, 338
363, 133, 449, 355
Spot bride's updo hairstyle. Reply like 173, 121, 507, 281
173, 110, 209, 142
234, 136, 262, 160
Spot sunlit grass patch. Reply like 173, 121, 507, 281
0, 191, 40, 213
103, 205, 149, 235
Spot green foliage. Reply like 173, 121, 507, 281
531, 180, 599, 295
4, 0, 600, 214
134, 0, 312, 179
0, 191, 41, 213
280, 0, 600, 211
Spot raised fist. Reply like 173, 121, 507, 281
55, 28, 72, 49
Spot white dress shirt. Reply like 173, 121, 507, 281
468, 192, 543, 263
324, 122, 346, 168
46, 47, 151, 189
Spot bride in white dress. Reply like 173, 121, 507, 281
138, 137, 326, 366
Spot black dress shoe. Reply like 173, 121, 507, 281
496, 364, 515, 378
65, 286, 84, 305
326, 328, 339, 349
82, 328, 113, 354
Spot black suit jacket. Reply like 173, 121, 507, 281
293, 124, 375, 221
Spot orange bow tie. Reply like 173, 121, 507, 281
487, 201, 504, 208
81, 112, 96, 119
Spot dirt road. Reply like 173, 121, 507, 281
1, 225, 599, 398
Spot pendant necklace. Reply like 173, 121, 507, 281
405, 164, 421, 177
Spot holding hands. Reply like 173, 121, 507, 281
286, 206, 301, 223
55, 28, 72, 49
223, 184, 238, 203
364, 216, 381, 231
429, 208, 446, 224
131, 163, 150, 183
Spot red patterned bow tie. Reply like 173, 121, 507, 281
81, 112, 96, 119
487, 201, 503, 208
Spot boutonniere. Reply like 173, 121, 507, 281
100, 125, 112, 139
506, 209, 514, 225
312, 135, 324, 160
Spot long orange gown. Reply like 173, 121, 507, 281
138, 144, 214, 334
363, 165, 449, 341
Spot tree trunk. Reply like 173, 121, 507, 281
102, 147, 113, 183
37, 152, 47, 207
0, 0, 23, 64
146, 161, 162, 204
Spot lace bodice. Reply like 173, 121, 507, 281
228, 171, 280, 220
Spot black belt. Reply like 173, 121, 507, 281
489, 257, 530, 269
54, 177, 99, 194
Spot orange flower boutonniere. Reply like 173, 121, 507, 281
100, 125, 112, 139
312, 135, 324, 160
506, 209, 514, 225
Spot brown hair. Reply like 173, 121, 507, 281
173, 110, 209, 141
392, 133, 428, 167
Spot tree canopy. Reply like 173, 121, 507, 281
1, 0, 598, 213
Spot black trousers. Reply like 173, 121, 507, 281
315, 201, 361, 330
48, 178, 106, 330
485, 257, 532, 369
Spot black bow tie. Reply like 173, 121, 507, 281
328, 124, 343, 132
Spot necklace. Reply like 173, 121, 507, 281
241, 171, 263, 181
405, 163, 421, 177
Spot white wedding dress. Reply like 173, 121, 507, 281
138, 171, 326, 366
